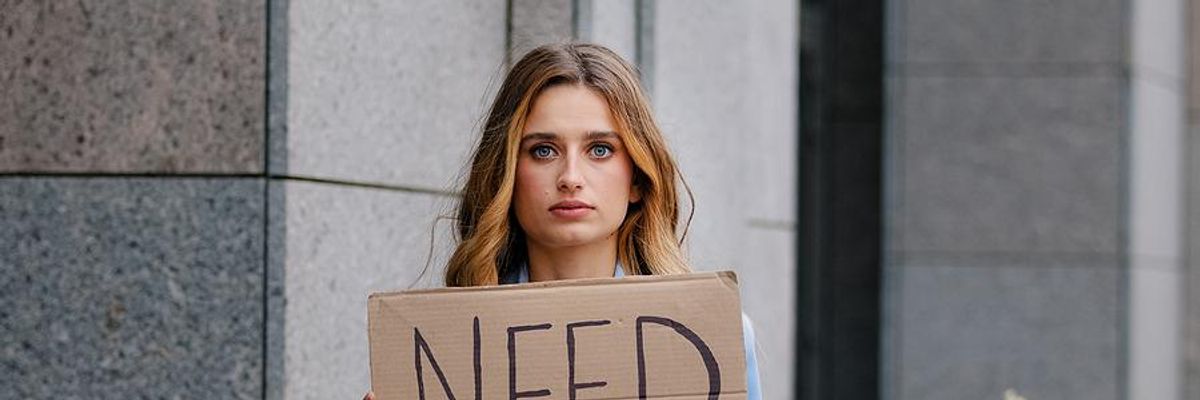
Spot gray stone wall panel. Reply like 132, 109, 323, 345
1129, 79, 1186, 261
277, 180, 454, 400
738, 226, 796, 400
897, 76, 1122, 255
509, 0, 574, 60
285, 1, 506, 189
901, 0, 1122, 65
653, 2, 796, 398
0, 177, 264, 398
584, 0, 637, 64
893, 264, 1121, 400
0, 1, 265, 173
1130, 0, 1186, 80
743, 0, 799, 225
1128, 263, 1183, 400
655, 0, 755, 270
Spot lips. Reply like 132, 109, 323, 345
549, 200, 594, 219
549, 199, 595, 211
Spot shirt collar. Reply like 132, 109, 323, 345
514, 260, 625, 284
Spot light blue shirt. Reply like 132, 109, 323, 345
508, 263, 763, 400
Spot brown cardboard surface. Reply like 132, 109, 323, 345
367, 271, 747, 400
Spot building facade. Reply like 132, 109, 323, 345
1, 1, 797, 399
5, 1, 1200, 399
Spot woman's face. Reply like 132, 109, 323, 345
514, 84, 640, 250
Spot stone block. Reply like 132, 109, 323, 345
273, 180, 455, 400
895, 76, 1122, 255
652, 1, 751, 271
737, 226, 796, 400
900, 0, 1122, 66
0, 1, 265, 173
0, 177, 264, 398
888, 264, 1121, 400
509, 0, 574, 59
1131, 0, 1186, 80
1129, 78, 1185, 260
581, 0, 637, 64
743, 0, 799, 225
651, 15, 798, 397
654, 0, 796, 226
284, 1, 506, 189
1128, 262, 1182, 400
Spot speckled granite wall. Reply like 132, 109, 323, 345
0, 178, 264, 399
0, 1, 269, 397
0, 1, 265, 173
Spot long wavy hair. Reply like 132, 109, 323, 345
444, 42, 692, 287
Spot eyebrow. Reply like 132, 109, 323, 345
520, 131, 619, 144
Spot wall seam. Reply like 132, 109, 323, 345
634, 0, 654, 98
0, 173, 460, 198
505, 0, 514, 66
1117, 0, 1133, 397
261, 0, 271, 396
264, 0, 288, 398
262, 0, 275, 398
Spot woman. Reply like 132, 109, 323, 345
368, 42, 761, 399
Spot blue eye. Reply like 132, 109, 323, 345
590, 145, 613, 158
532, 145, 557, 159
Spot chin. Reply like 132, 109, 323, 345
535, 230, 609, 248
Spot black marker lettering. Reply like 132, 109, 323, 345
635, 316, 721, 400
414, 327, 458, 400
507, 323, 553, 399
473, 316, 482, 400
566, 320, 611, 400
412, 317, 482, 400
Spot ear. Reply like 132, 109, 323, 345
629, 183, 642, 203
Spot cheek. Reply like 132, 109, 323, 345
514, 162, 549, 215
599, 157, 636, 202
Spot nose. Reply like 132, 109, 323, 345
557, 154, 584, 193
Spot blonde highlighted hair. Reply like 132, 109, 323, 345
444, 42, 692, 287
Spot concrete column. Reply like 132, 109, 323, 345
650, 2, 798, 399
267, 1, 505, 399
1127, 1, 1187, 398
884, 0, 1187, 398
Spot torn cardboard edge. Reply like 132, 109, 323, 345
368, 271, 747, 400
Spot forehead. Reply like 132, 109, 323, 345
522, 84, 616, 135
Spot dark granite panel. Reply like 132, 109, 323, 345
0, 1, 265, 173
0, 177, 264, 398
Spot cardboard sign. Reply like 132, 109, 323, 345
367, 271, 747, 400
